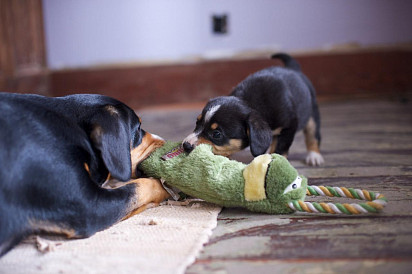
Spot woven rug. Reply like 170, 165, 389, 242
0, 202, 221, 274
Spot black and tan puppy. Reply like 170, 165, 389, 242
183, 53, 324, 166
0, 93, 169, 256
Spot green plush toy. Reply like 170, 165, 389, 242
140, 141, 387, 215
140, 141, 306, 214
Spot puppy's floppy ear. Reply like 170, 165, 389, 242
89, 107, 132, 182
247, 111, 272, 157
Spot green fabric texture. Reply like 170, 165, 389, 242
139, 141, 307, 214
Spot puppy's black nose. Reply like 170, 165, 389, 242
183, 141, 194, 152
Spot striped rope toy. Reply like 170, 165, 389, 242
288, 185, 388, 215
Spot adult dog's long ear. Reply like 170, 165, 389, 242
247, 111, 272, 157
89, 106, 132, 182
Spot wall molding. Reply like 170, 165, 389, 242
50, 50, 412, 109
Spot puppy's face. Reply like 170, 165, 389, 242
183, 96, 272, 157
183, 97, 251, 157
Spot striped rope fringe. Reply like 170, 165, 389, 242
288, 185, 388, 215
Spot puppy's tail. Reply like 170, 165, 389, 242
271, 53, 301, 71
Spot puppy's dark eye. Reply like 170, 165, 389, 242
212, 130, 222, 140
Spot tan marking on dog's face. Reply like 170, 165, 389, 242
104, 105, 120, 116
29, 220, 77, 238
90, 125, 103, 144
211, 123, 219, 130
197, 136, 213, 146
130, 132, 165, 178
213, 139, 243, 156
122, 178, 170, 221
83, 162, 95, 180
303, 117, 320, 153
197, 114, 202, 121
272, 127, 283, 136
197, 137, 242, 157
84, 162, 90, 174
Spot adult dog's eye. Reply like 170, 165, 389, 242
212, 130, 222, 139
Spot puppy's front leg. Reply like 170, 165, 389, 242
303, 117, 324, 166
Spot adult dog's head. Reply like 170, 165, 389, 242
67, 95, 165, 184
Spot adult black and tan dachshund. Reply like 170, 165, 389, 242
0, 92, 169, 256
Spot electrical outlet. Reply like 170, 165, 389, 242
212, 14, 228, 34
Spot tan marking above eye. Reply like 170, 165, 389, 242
211, 123, 219, 130
197, 114, 202, 121
84, 163, 91, 177
90, 125, 103, 144
104, 105, 120, 116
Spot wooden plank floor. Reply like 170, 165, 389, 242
139, 96, 412, 273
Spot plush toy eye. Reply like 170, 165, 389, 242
212, 130, 222, 140
283, 176, 302, 194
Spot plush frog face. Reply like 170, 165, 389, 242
243, 154, 307, 213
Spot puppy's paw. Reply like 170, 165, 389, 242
305, 151, 324, 166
